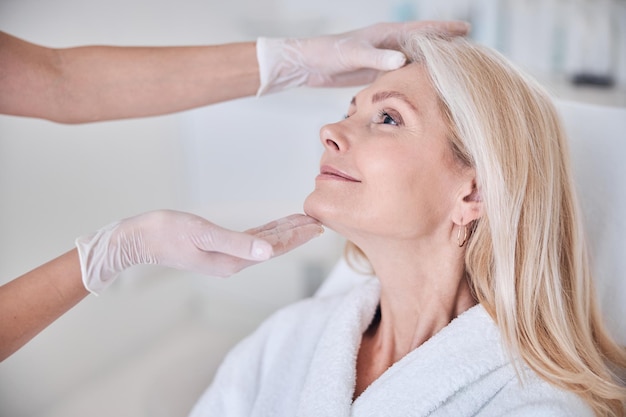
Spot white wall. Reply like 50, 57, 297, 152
0, 1, 355, 415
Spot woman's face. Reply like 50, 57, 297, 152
304, 63, 469, 244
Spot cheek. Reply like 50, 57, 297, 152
303, 146, 456, 238
367, 152, 421, 202
363, 168, 426, 233
365, 155, 455, 235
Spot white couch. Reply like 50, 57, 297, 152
560, 101, 626, 344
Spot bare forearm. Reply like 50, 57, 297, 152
0, 32, 259, 123
0, 249, 88, 361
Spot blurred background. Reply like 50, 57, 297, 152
0, 0, 624, 416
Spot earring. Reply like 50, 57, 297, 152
457, 224, 468, 247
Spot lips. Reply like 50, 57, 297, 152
318, 165, 360, 182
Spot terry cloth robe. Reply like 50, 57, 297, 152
188, 278, 593, 417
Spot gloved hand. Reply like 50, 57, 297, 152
256, 20, 470, 95
76, 210, 323, 295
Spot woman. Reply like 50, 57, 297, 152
189, 34, 626, 416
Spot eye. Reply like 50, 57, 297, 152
380, 111, 396, 125
376, 109, 402, 126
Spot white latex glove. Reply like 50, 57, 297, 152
256, 20, 470, 95
76, 210, 323, 295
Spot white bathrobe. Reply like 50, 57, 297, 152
189, 278, 593, 417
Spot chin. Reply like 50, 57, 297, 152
303, 192, 336, 228
303, 193, 322, 222
304, 193, 353, 238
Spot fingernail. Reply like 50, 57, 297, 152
456, 21, 471, 34
251, 239, 273, 260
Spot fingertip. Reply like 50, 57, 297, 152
303, 224, 325, 240
285, 213, 323, 227
378, 50, 407, 71
448, 20, 471, 35
292, 225, 325, 248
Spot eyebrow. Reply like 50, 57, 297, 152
350, 90, 419, 113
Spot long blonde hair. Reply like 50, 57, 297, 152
346, 34, 626, 415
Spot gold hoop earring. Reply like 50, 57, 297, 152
457, 224, 468, 247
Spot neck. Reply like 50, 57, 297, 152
374, 270, 475, 360
354, 237, 476, 394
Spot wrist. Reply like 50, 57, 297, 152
75, 220, 123, 295
256, 37, 307, 96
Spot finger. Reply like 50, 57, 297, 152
255, 221, 325, 257
353, 48, 406, 71
272, 223, 325, 257
370, 21, 471, 51
181, 251, 257, 278
441, 20, 472, 36
182, 216, 324, 277
191, 225, 273, 261
245, 214, 320, 235
309, 68, 382, 88
399, 20, 471, 37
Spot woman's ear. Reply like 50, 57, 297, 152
453, 178, 482, 225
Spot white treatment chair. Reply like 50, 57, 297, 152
316, 100, 626, 345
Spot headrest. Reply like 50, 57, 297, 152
558, 100, 626, 344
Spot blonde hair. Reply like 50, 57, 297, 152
346, 35, 626, 415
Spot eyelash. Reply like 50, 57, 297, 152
377, 110, 399, 126
343, 110, 402, 126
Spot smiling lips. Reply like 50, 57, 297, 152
317, 165, 361, 182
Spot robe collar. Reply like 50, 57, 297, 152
297, 278, 514, 417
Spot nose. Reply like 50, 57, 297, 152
319, 122, 348, 152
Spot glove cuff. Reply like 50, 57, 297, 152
256, 37, 308, 96
75, 220, 122, 296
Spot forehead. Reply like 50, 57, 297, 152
356, 63, 438, 108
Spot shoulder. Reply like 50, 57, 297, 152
255, 276, 379, 341
225, 278, 376, 362
189, 286, 357, 416
257, 287, 348, 336
480, 367, 594, 417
